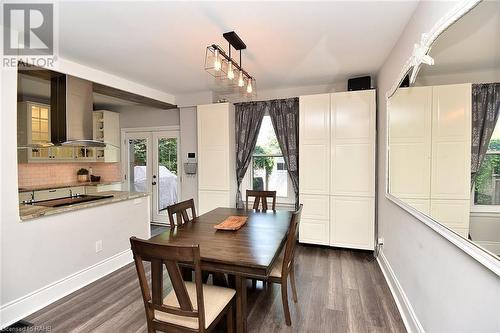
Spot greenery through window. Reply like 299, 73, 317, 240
474, 119, 500, 205
252, 115, 288, 197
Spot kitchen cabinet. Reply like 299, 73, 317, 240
299, 90, 376, 250
93, 110, 120, 162
197, 103, 236, 214
17, 101, 52, 163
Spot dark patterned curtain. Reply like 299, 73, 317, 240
471, 83, 500, 188
269, 98, 300, 208
234, 102, 267, 208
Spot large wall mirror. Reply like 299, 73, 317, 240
387, 0, 500, 261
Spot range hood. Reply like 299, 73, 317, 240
50, 75, 108, 148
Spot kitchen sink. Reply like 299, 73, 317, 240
31, 194, 114, 208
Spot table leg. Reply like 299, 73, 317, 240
235, 275, 247, 333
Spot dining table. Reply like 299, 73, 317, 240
149, 207, 293, 333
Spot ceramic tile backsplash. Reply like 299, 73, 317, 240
18, 163, 121, 187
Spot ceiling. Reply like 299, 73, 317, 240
419, 0, 500, 77
58, 1, 419, 96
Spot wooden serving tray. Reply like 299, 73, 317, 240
214, 216, 248, 230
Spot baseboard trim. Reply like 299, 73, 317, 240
377, 250, 425, 333
0, 249, 133, 329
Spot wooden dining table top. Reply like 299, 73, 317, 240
149, 207, 293, 278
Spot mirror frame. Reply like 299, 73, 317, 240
384, 0, 500, 276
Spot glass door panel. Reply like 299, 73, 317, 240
125, 133, 152, 195
153, 131, 180, 223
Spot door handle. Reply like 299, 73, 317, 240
152, 182, 157, 185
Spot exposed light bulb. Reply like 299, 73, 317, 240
214, 49, 221, 71
238, 70, 244, 87
227, 62, 235, 80
246, 79, 253, 94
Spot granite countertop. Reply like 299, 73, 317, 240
19, 181, 123, 192
19, 191, 148, 221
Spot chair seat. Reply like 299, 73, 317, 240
155, 282, 235, 330
270, 250, 285, 278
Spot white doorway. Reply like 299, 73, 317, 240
122, 127, 180, 225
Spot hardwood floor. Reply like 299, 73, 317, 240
22, 238, 405, 332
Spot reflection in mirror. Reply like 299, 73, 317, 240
388, 1, 500, 258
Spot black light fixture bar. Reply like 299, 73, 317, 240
223, 31, 246, 50
211, 44, 252, 79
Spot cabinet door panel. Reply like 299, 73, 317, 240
331, 91, 375, 142
389, 142, 431, 198
198, 149, 229, 190
299, 94, 330, 144
332, 143, 374, 197
300, 194, 329, 220
431, 141, 470, 199
430, 199, 470, 236
299, 219, 329, 245
198, 190, 230, 215
299, 144, 330, 194
432, 84, 471, 141
330, 196, 374, 250
401, 198, 430, 215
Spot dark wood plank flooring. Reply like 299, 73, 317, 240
21, 228, 405, 333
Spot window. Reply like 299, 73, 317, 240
31, 104, 50, 143
251, 115, 290, 198
474, 119, 500, 206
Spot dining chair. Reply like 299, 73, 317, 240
130, 237, 235, 333
167, 198, 197, 228
246, 190, 276, 210
167, 199, 228, 287
267, 204, 303, 326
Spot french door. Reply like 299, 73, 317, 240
124, 130, 180, 225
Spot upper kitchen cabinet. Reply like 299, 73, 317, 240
93, 110, 120, 162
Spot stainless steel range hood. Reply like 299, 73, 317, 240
49, 75, 109, 148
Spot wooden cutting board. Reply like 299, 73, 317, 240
214, 216, 248, 230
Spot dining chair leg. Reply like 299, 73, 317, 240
281, 279, 292, 326
251, 279, 257, 289
213, 272, 229, 287
227, 303, 234, 333
290, 266, 298, 303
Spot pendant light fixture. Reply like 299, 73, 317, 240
204, 31, 256, 96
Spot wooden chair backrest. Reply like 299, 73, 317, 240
281, 204, 303, 277
246, 190, 276, 211
130, 237, 206, 331
167, 199, 197, 228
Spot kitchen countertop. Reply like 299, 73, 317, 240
18, 180, 123, 192
19, 191, 148, 221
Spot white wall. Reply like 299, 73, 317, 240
377, 1, 500, 332
179, 107, 198, 207
0, 54, 164, 327
117, 105, 180, 128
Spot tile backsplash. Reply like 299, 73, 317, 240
18, 163, 122, 188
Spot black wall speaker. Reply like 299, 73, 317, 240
348, 76, 371, 91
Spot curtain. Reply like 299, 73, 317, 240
234, 102, 267, 208
268, 98, 300, 208
471, 83, 500, 188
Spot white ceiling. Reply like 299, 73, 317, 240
419, 0, 500, 77
58, 1, 418, 96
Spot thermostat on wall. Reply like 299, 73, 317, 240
187, 152, 197, 163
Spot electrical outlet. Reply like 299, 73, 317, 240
378, 237, 384, 246
95, 240, 103, 253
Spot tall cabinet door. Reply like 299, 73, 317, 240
388, 86, 432, 203
299, 94, 330, 245
197, 103, 236, 214
299, 94, 331, 195
330, 90, 376, 250
430, 83, 471, 236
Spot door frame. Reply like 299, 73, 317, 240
121, 126, 181, 225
